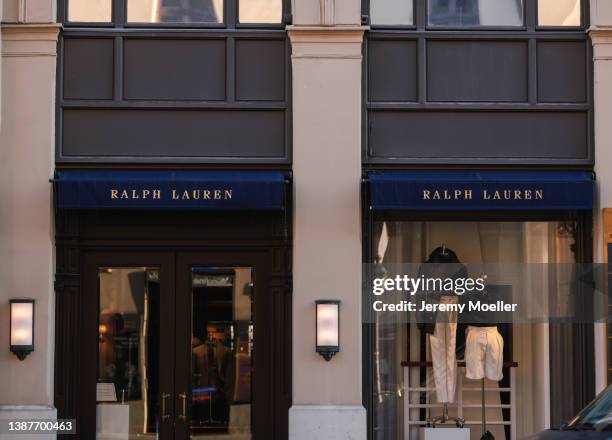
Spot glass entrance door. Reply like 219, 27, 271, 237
185, 267, 253, 439
175, 252, 266, 440
85, 252, 176, 440
87, 251, 267, 440
96, 266, 169, 439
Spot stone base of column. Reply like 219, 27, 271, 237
0, 405, 57, 440
289, 405, 366, 440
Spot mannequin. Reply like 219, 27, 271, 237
417, 246, 467, 406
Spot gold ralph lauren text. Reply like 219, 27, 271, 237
110, 189, 233, 200
422, 189, 544, 201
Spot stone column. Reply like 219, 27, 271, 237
288, 0, 367, 436
590, 0, 612, 394
0, 0, 59, 434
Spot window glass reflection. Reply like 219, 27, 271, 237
428, 0, 523, 27
370, 0, 413, 26
128, 0, 224, 24
97, 267, 160, 439
371, 221, 577, 439
538, 0, 580, 26
239, 0, 282, 23
68, 0, 112, 22
191, 267, 253, 438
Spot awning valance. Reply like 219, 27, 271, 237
55, 170, 289, 210
367, 171, 593, 211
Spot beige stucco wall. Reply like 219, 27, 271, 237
3, 0, 55, 23
289, 0, 366, 438
590, 0, 612, 394
0, 0, 58, 411
292, 0, 361, 26
290, 26, 364, 406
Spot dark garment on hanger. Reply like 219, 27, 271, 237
416, 246, 502, 345
416, 246, 468, 334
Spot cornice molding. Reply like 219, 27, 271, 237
288, 25, 367, 60
1, 23, 61, 58
588, 27, 612, 60
287, 25, 368, 41
589, 27, 612, 42
1, 23, 61, 37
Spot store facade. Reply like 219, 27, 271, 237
4, 1, 612, 440
52, 0, 293, 438
361, 1, 595, 439
53, 172, 292, 439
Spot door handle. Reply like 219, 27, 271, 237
161, 392, 171, 421
178, 392, 187, 421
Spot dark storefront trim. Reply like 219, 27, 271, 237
56, 0, 292, 164
361, 0, 593, 166
53, 172, 292, 440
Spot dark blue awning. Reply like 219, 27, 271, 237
368, 171, 593, 211
55, 170, 288, 210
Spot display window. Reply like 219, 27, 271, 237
362, 169, 595, 440
368, 218, 582, 440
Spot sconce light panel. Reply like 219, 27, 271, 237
10, 299, 35, 361
316, 300, 340, 361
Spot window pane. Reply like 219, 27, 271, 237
371, 220, 577, 438
370, 0, 413, 26
538, 0, 580, 26
97, 268, 160, 438
68, 0, 112, 22
428, 0, 523, 27
127, 0, 224, 24
239, 0, 282, 23
190, 268, 253, 438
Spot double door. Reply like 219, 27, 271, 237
82, 250, 275, 440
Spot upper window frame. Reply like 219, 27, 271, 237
59, 0, 290, 29
363, 0, 588, 32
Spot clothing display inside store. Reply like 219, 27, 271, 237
415, 246, 505, 430
372, 220, 577, 440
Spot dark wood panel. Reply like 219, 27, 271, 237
368, 110, 588, 159
62, 109, 286, 159
538, 41, 587, 103
368, 40, 417, 102
236, 39, 285, 101
427, 40, 528, 102
57, 31, 291, 164
124, 38, 226, 101
73, 209, 289, 243
63, 38, 114, 100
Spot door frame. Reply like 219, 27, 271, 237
81, 251, 176, 439
54, 209, 292, 440
174, 250, 273, 439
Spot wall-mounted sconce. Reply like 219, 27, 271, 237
316, 300, 340, 361
10, 299, 35, 361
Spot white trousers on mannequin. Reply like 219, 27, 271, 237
429, 296, 458, 403
465, 326, 504, 381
